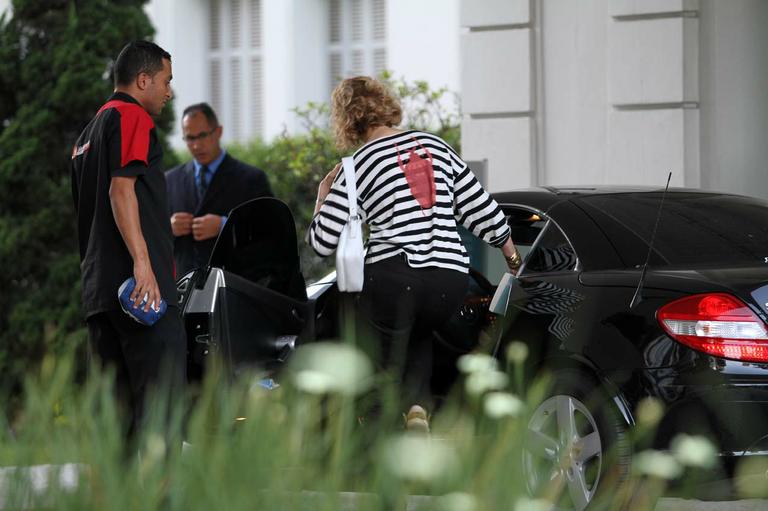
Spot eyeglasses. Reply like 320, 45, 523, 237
183, 129, 216, 143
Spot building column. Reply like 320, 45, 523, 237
460, 0, 703, 191
698, 0, 768, 198
605, 0, 700, 188
459, 0, 536, 192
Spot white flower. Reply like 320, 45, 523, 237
506, 341, 529, 364
138, 433, 166, 478
635, 397, 664, 428
514, 497, 553, 511
438, 492, 477, 511
382, 435, 458, 483
483, 392, 524, 419
293, 370, 334, 394
634, 450, 683, 480
671, 434, 717, 469
465, 369, 508, 396
144, 433, 166, 463
288, 342, 373, 396
457, 353, 498, 374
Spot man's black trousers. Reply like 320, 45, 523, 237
87, 307, 186, 445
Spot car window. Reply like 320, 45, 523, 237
522, 221, 578, 274
580, 193, 768, 267
461, 206, 547, 285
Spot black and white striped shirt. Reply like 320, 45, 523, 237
308, 130, 510, 273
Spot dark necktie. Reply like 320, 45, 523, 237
198, 165, 210, 202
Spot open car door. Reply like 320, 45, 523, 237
176, 198, 313, 382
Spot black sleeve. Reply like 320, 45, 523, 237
255, 170, 273, 198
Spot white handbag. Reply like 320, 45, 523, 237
336, 156, 366, 292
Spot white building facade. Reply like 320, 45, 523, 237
146, 0, 461, 148
460, 0, 768, 199
4, 0, 765, 199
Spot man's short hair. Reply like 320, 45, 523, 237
182, 103, 220, 128
114, 40, 171, 87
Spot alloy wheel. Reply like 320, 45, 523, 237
523, 394, 603, 511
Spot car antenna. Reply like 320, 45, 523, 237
630, 171, 672, 310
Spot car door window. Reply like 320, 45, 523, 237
522, 221, 578, 274
461, 206, 547, 285
506, 207, 548, 259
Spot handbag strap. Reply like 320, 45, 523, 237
341, 156, 359, 219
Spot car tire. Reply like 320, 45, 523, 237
522, 368, 632, 511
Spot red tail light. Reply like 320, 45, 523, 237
657, 293, 768, 363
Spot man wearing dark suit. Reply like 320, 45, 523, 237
165, 103, 272, 276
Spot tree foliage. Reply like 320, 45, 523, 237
0, 0, 178, 390
227, 73, 461, 280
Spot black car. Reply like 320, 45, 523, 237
176, 188, 768, 510
471, 187, 768, 509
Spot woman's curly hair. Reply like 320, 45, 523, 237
330, 76, 402, 151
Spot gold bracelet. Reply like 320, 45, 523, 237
505, 251, 521, 268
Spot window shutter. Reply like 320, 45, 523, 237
329, 53, 342, 92
372, 0, 386, 40
373, 48, 387, 75
210, 60, 222, 116
230, 0, 242, 49
350, 50, 364, 75
251, 57, 263, 138
209, 0, 221, 50
328, 0, 388, 92
350, 0, 363, 41
230, 58, 242, 140
329, 0, 342, 43
250, 0, 262, 48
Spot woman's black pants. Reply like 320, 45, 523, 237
354, 255, 468, 411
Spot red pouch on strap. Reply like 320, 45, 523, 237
394, 138, 436, 210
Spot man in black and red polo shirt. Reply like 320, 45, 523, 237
71, 40, 184, 446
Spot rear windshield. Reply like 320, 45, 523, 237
579, 193, 768, 266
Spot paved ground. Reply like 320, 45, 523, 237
655, 499, 768, 511
0, 464, 766, 510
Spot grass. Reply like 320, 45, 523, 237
0, 342, 766, 511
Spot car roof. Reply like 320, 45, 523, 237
489, 187, 761, 271
491, 186, 727, 211
492, 185, 730, 203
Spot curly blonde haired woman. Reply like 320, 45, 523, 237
308, 77, 520, 431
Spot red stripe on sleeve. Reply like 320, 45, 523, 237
117, 105, 154, 167
98, 100, 155, 168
